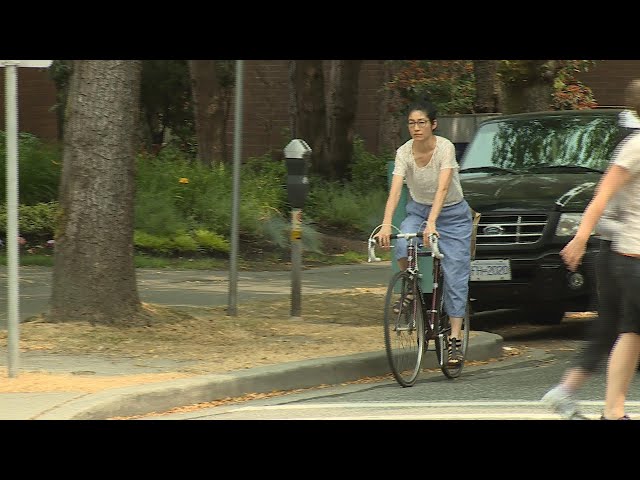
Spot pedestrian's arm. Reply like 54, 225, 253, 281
574, 165, 631, 243
561, 165, 631, 271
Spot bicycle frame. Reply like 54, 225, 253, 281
410, 236, 448, 358
369, 231, 445, 344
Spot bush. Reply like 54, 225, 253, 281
0, 132, 62, 205
349, 136, 392, 192
6, 133, 391, 258
305, 181, 386, 236
0, 202, 59, 241
192, 229, 230, 253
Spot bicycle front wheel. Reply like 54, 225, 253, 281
383, 271, 425, 387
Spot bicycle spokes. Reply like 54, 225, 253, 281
384, 272, 424, 387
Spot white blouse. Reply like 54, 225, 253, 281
392, 136, 464, 206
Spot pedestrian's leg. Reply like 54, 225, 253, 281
603, 332, 640, 419
565, 240, 620, 391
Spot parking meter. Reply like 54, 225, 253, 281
284, 139, 311, 208
284, 139, 312, 319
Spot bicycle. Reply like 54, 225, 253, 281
368, 229, 470, 387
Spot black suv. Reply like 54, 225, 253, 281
460, 109, 630, 324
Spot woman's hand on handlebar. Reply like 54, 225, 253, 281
423, 221, 439, 246
374, 225, 392, 249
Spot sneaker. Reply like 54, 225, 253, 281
541, 385, 584, 419
600, 413, 631, 420
447, 337, 463, 366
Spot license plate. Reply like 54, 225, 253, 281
470, 259, 511, 281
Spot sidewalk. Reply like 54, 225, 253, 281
0, 331, 503, 420
0, 263, 504, 420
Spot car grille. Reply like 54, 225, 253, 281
476, 214, 547, 245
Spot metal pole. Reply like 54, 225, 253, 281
290, 208, 302, 318
5, 64, 20, 377
228, 60, 244, 316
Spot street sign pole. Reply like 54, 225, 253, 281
4, 62, 19, 377
228, 60, 244, 316
1, 60, 52, 377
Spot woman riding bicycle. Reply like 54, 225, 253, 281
375, 98, 473, 366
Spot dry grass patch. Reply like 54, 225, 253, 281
1, 290, 387, 381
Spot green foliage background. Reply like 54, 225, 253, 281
0, 134, 390, 258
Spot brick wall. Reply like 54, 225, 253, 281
227, 60, 386, 159
227, 60, 290, 160
0, 67, 58, 141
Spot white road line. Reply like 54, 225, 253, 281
231, 400, 640, 412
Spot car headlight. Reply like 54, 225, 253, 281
555, 213, 593, 237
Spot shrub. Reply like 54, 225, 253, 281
305, 181, 386, 236
0, 202, 59, 240
192, 229, 230, 254
0, 132, 62, 205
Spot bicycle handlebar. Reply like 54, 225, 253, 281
367, 232, 444, 262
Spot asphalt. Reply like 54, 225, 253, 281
0, 263, 504, 420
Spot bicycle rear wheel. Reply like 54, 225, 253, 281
383, 271, 425, 387
434, 288, 471, 379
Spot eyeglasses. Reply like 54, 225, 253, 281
408, 120, 430, 128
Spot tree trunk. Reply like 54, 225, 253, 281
325, 60, 362, 180
500, 60, 559, 114
289, 60, 327, 176
189, 60, 225, 166
49, 60, 143, 325
473, 60, 499, 113
377, 60, 403, 156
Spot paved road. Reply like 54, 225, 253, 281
0, 263, 391, 328
140, 346, 640, 420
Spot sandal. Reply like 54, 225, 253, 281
447, 337, 463, 366
392, 293, 414, 314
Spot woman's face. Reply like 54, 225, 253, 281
407, 109, 436, 141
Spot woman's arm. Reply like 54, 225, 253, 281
425, 167, 454, 238
561, 164, 631, 271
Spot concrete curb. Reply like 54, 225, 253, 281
38, 331, 503, 420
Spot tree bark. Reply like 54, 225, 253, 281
289, 60, 327, 176
189, 60, 225, 166
500, 60, 560, 114
325, 60, 362, 180
377, 60, 403, 155
49, 60, 143, 325
473, 60, 499, 113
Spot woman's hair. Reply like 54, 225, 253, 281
406, 98, 438, 122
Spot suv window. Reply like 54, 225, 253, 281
460, 113, 621, 173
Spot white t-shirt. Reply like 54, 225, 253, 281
392, 136, 464, 206
612, 131, 640, 254
596, 196, 622, 242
